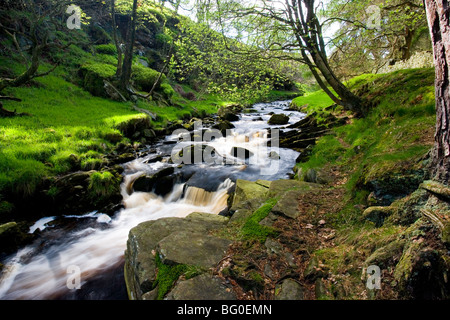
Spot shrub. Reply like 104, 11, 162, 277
95, 44, 117, 55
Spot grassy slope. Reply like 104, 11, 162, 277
0, 54, 226, 204
290, 67, 436, 299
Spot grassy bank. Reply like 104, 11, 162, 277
290, 67, 438, 299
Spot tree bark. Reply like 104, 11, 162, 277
119, 0, 138, 91
111, 0, 123, 78
424, 0, 450, 183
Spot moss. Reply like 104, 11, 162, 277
80, 62, 116, 97
88, 171, 120, 199
241, 198, 279, 243
132, 64, 166, 92
95, 44, 117, 55
152, 253, 204, 300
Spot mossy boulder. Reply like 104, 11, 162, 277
0, 222, 34, 255
131, 64, 166, 92
79, 62, 116, 97
232, 180, 269, 207
124, 213, 229, 300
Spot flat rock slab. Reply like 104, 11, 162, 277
267, 179, 320, 198
157, 231, 232, 268
166, 273, 236, 300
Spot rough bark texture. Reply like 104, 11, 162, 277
425, 0, 450, 183
119, 0, 138, 91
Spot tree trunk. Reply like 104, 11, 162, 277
425, 0, 450, 184
119, 0, 138, 91
111, 0, 123, 78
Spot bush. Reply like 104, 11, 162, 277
95, 44, 117, 55
132, 64, 166, 92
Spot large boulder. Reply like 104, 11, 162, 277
124, 213, 229, 300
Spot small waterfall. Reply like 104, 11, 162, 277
0, 174, 233, 300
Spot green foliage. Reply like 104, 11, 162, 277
292, 90, 335, 114
296, 68, 436, 224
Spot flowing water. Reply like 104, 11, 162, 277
0, 100, 305, 300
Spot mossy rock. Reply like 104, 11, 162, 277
0, 222, 34, 255
362, 206, 397, 227
267, 179, 320, 198
232, 180, 269, 207
79, 62, 116, 97
131, 64, 166, 92
274, 279, 305, 300
364, 239, 406, 269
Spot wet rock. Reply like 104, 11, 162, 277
166, 273, 236, 300
0, 222, 34, 255
131, 166, 175, 194
268, 114, 290, 125
212, 121, 235, 136
275, 279, 305, 300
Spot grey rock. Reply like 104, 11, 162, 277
166, 274, 236, 300
275, 279, 305, 300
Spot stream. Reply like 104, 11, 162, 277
0, 100, 305, 300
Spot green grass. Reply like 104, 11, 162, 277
292, 89, 335, 113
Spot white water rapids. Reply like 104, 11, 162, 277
0, 100, 304, 300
